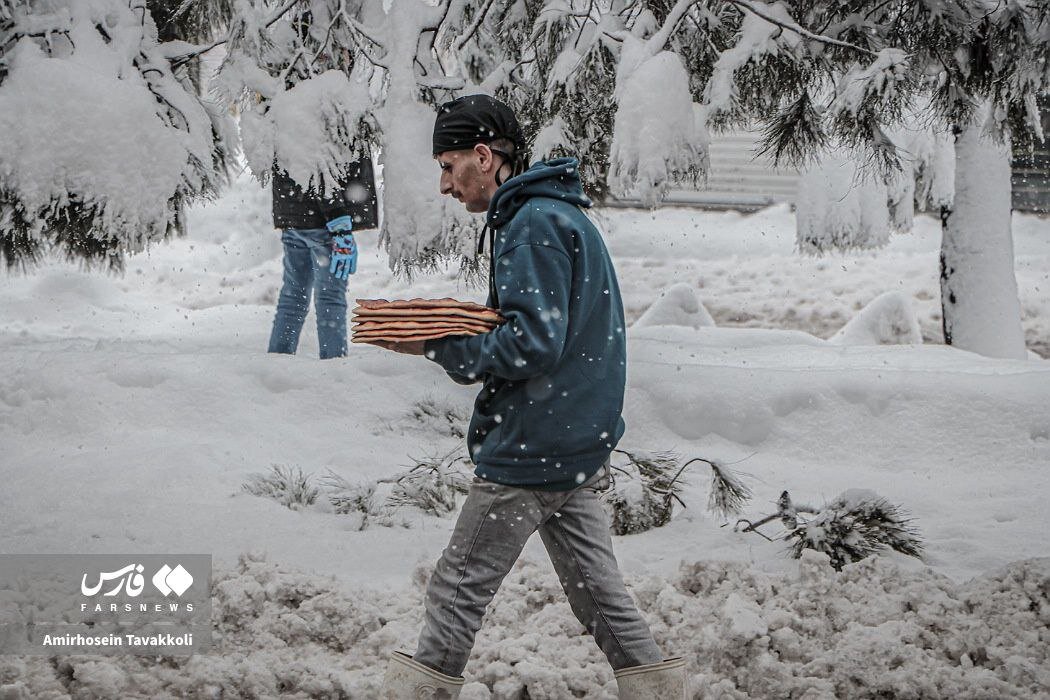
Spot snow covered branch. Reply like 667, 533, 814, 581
0, 0, 233, 270
6, 0, 1045, 286
452, 0, 496, 52
168, 0, 300, 67
728, 0, 877, 57
644, 0, 695, 56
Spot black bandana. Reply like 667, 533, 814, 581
432, 94, 525, 155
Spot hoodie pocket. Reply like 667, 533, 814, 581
492, 401, 527, 458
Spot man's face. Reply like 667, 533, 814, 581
436, 145, 500, 213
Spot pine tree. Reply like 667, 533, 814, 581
6, 0, 1046, 318
0, 0, 233, 271
751, 0, 1048, 359
209, 0, 1049, 306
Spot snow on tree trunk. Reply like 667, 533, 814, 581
940, 116, 1027, 360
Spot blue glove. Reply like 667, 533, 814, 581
326, 215, 354, 233
327, 216, 356, 279
330, 233, 357, 279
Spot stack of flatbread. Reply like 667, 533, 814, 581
351, 298, 503, 344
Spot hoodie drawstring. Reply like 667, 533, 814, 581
478, 224, 498, 308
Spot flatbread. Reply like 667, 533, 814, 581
353, 319, 494, 333
356, 297, 494, 312
352, 325, 481, 339
352, 328, 483, 343
352, 299, 502, 345
352, 313, 499, 326
352, 307, 502, 323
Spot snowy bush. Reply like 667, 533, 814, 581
912, 127, 955, 211
241, 451, 472, 522
704, 459, 754, 521
786, 489, 924, 571
884, 130, 917, 233
242, 464, 318, 510
319, 471, 376, 515
827, 49, 913, 171
238, 68, 376, 194
406, 395, 469, 439
603, 451, 754, 534
531, 115, 572, 162
385, 448, 471, 516
704, 2, 804, 122
378, 395, 471, 440
603, 449, 684, 535
318, 471, 407, 530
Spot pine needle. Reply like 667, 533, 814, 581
756, 91, 828, 168
707, 460, 754, 519
675, 456, 755, 520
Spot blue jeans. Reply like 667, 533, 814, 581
267, 228, 349, 359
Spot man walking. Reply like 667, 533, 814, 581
267, 158, 378, 359
365, 95, 685, 699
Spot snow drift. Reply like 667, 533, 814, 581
2, 553, 1047, 698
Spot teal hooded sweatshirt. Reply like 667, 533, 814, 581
424, 158, 627, 490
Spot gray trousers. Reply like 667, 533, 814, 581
413, 466, 664, 676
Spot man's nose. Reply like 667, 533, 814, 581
439, 172, 453, 195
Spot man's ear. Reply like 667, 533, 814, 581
474, 142, 494, 172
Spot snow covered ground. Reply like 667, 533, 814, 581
1, 172, 1049, 698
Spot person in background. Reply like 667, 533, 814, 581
267, 158, 378, 359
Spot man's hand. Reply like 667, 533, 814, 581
364, 339, 426, 356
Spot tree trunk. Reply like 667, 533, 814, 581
940, 116, 1027, 359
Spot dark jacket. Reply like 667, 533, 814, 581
425, 158, 627, 490
271, 157, 379, 230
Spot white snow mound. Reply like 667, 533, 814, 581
633, 283, 716, 330
829, 291, 924, 346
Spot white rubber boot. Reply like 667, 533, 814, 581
380, 651, 465, 699
614, 657, 687, 699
